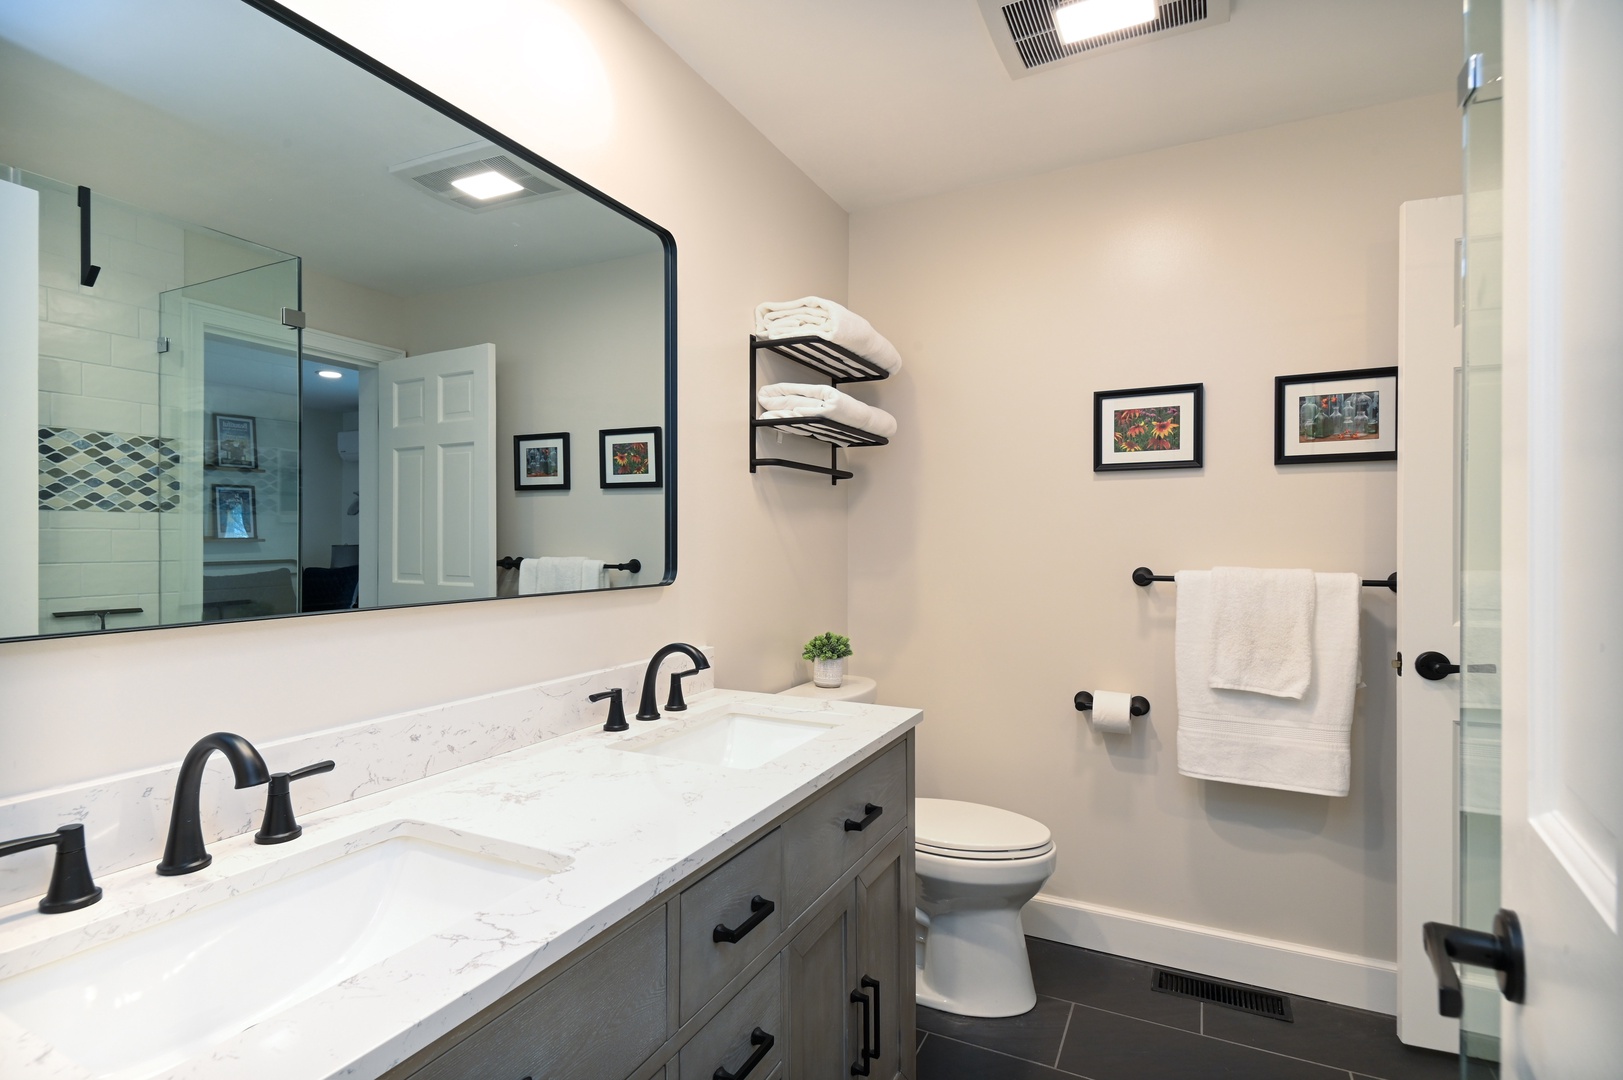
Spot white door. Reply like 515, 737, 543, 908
1496, 0, 1623, 1072
1394, 195, 1463, 1052
0, 181, 39, 638
375, 344, 496, 606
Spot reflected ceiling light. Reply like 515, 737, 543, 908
317, 369, 343, 380
1052, 0, 1159, 44
449, 170, 525, 200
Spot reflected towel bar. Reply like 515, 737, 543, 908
1131, 567, 1397, 592
497, 556, 641, 573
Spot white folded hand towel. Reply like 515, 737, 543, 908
1175, 570, 1362, 796
753, 296, 903, 374
758, 382, 898, 438
518, 556, 606, 594
1208, 567, 1317, 699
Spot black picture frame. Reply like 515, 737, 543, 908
1093, 383, 1204, 472
1274, 367, 1398, 465
599, 426, 663, 489
212, 413, 258, 470
513, 432, 570, 490
212, 484, 257, 539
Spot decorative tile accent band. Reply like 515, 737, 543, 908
38, 428, 179, 512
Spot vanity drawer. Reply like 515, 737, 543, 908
410, 905, 667, 1080
679, 829, 785, 1021
782, 741, 908, 917
678, 954, 783, 1080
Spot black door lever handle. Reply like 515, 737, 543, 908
1414, 651, 1498, 680
1422, 909, 1525, 1017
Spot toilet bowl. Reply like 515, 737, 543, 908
914, 798, 1055, 1018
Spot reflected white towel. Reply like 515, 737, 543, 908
1175, 570, 1361, 796
518, 556, 606, 594
754, 296, 904, 374
1208, 567, 1317, 699
758, 382, 898, 438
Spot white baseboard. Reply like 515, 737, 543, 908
1022, 893, 1398, 1015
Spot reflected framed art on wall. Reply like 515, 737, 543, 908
1093, 383, 1204, 472
514, 432, 570, 490
212, 484, 256, 539
600, 427, 662, 489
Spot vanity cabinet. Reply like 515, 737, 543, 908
382, 732, 915, 1080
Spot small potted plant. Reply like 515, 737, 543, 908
802, 632, 853, 688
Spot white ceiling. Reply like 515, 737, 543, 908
621, 0, 1463, 211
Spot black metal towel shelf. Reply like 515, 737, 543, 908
1131, 566, 1397, 593
497, 556, 641, 573
750, 334, 890, 485
1074, 691, 1151, 717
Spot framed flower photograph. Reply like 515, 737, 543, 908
213, 413, 257, 470
1094, 383, 1204, 472
514, 432, 570, 490
1274, 367, 1397, 465
212, 484, 256, 539
599, 426, 662, 489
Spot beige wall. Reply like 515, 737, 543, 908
0, 0, 850, 796
847, 94, 1459, 962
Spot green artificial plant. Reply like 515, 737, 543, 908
801, 632, 853, 662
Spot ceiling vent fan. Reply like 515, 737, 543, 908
979, 0, 1231, 79
389, 142, 566, 214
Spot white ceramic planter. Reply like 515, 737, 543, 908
812, 658, 845, 688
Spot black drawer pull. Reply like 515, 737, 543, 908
714, 1026, 774, 1080
863, 975, 882, 1060
713, 895, 775, 943
850, 984, 873, 1076
844, 803, 883, 832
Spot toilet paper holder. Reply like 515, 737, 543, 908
1073, 691, 1151, 717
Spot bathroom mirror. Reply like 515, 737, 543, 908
0, 0, 675, 642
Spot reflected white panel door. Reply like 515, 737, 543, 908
0, 181, 39, 637
375, 344, 496, 605
1499, 0, 1623, 1072
1394, 195, 1463, 1052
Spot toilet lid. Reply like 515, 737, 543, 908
914, 798, 1053, 859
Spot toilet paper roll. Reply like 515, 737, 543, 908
1088, 690, 1134, 734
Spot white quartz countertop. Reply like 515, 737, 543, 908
0, 689, 921, 1080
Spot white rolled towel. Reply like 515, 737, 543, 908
754, 296, 903, 374
758, 382, 898, 438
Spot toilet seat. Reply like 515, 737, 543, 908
914, 798, 1054, 861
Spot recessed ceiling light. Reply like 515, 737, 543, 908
449, 170, 525, 200
317, 369, 343, 380
1053, 0, 1159, 44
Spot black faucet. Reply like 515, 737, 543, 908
636, 643, 710, 721
0, 823, 103, 913
157, 732, 271, 876
590, 688, 629, 731
255, 760, 336, 845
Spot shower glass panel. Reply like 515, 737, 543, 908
1458, 0, 1503, 1069
157, 257, 301, 626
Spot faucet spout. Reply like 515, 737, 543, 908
636, 643, 710, 722
157, 732, 270, 876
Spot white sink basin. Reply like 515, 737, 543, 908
628, 712, 835, 769
0, 830, 563, 1079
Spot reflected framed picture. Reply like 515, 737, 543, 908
213, 413, 257, 469
212, 484, 256, 539
1274, 367, 1398, 465
599, 426, 662, 489
1093, 383, 1204, 472
514, 432, 570, 490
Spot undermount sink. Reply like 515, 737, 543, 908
0, 829, 564, 1079
626, 711, 836, 769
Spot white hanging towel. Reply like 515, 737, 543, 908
757, 382, 898, 438
1175, 570, 1362, 796
1207, 566, 1317, 699
518, 557, 606, 594
753, 296, 904, 374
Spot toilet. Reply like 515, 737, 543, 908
913, 798, 1056, 1018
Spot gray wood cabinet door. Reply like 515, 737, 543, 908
854, 833, 914, 1080
785, 885, 857, 1080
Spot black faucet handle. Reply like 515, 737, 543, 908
0, 823, 103, 914
590, 688, 628, 732
665, 667, 704, 712
254, 760, 334, 846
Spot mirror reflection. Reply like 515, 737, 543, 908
0, 0, 673, 641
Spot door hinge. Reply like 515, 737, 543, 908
280, 307, 307, 330
1392, 651, 1403, 677
1458, 52, 1503, 108
155, 336, 170, 354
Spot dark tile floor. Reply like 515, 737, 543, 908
915, 938, 1495, 1080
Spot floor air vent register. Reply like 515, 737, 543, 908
1151, 968, 1295, 1022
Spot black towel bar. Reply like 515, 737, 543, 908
498, 556, 641, 573
1131, 567, 1396, 593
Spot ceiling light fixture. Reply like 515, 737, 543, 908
317, 369, 343, 380
449, 170, 525, 200
1052, 0, 1159, 45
